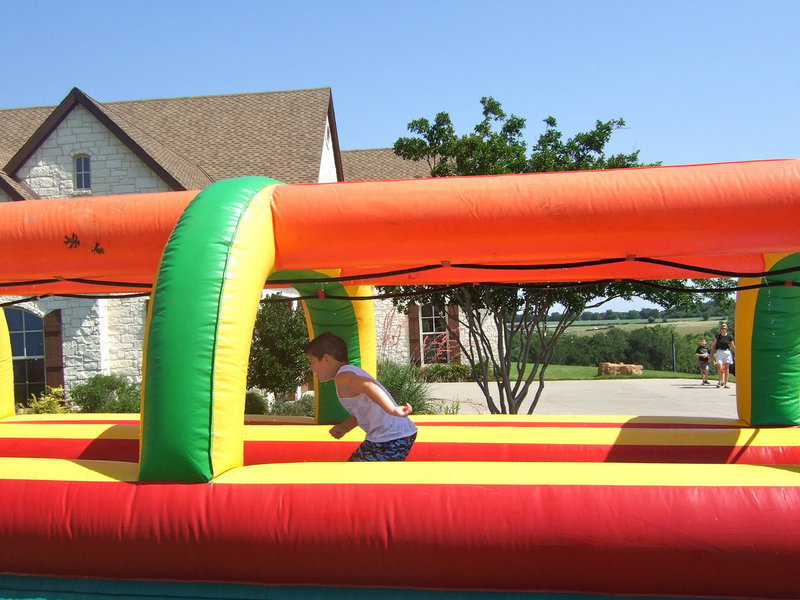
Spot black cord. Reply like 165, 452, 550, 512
261, 279, 796, 304
0, 256, 797, 305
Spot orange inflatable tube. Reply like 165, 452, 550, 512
0, 160, 797, 294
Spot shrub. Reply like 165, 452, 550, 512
245, 391, 268, 414
377, 360, 435, 414
69, 374, 141, 413
266, 393, 315, 417
19, 386, 70, 414
422, 362, 474, 382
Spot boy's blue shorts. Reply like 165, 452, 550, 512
349, 433, 417, 462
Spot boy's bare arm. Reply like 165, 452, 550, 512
335, 371, 413, 417
329, 416, 357, 439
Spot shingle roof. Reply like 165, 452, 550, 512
0, 87, 342, 193
0, 105, 52, 166
106, 88, 340, 185
341, 148, 430, 181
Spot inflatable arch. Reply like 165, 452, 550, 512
1, 159, 800, 599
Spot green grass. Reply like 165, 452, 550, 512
510, 363, 735, 382
534, 364, 693, 380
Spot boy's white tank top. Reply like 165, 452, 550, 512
335, 365, 417, 443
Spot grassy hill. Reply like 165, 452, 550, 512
567, 317, 726, 337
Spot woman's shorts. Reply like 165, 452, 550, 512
715, 349, 734, 365
349, 433, 417, 462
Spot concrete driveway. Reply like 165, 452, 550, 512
427, 378, 738, 419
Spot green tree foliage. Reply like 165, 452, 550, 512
391, 97, 733, 413
393, 97, 528, 176
247, 295, 311, 396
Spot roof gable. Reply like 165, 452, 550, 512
0, 170, 36, 200
4, 88, 208, 190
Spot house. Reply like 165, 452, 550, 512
0, 87, 452, 405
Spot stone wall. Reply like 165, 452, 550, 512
374, 299, 411, 364
105, 297, 148, 381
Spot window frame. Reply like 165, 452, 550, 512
419, 303, 452, 365
4, 307, 46, 405
74, 154, 91, 190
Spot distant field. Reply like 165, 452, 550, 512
517, 363, 734, 382
566, 317, 726, 337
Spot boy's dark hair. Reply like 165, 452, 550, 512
304, 331, 349, 362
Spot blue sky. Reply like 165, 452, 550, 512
5, 0, 798, 166
4, 0, 797, 310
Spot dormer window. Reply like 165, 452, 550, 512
74, 155, 91, 190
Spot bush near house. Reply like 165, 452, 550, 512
17, 386, 70, 414
69, 374, 141, 413
245, 390, 316, 417
421, 362, 475, 382
245, 391, 269, 414
268, 393, 316, 417
378, 361, 437, 414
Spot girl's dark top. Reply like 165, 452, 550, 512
696, 345, 710, 361
715, 334, 733, 351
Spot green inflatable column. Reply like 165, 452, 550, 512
736, 252, 800, 426
139, 177, 281, 482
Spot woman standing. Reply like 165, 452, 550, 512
711, 323, 735, 388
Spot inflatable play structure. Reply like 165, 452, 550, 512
1, 159, 800, 599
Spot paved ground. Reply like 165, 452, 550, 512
427, 378, 739, 418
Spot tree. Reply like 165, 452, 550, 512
247, 295, 310, 397
390, 97, 733, 414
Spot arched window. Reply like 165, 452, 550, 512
74, 155, 91, 190
3, 308, 45, 405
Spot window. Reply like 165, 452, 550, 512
4, 308, 46, 405
74, 155, 91, 190
420, 304, 452, 364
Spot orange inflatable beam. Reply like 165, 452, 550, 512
272, 160, 800, 271
0, 160, 797, 295
0, 191, 195, 295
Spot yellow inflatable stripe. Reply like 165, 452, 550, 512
0, 308, 13, 419
411, 415, 746, 426
2, 414, 140, 423
5, 423, 800, 448
210, 184, 278, 476
3, 457, 800, 487
0, 457, 138, 482
2, 414, 742, 426
241, 425, 800, 447
213, 461, 800, 487
349, 284, 377, 377
0, 424, 139, 439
